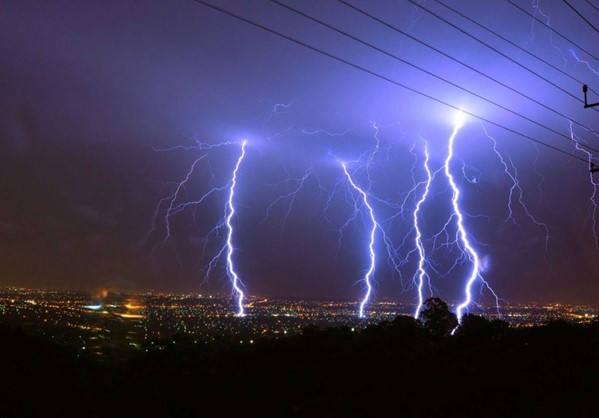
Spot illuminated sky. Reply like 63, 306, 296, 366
2, 0, 599, 306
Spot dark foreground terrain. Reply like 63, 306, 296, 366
2, 298, 598, 417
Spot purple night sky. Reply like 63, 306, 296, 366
2, 0, 599, 308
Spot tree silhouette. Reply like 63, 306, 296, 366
420, 297, 458, 337
455, 313, 493, 338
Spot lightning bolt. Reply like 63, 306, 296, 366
265, 122, 406, 312
412, 140, 433, 319
480, 124, 550, 251
149, 139, 249, 316
334, 122, 422, 301
300, 129, 351, 137
526, 0, 568, 66
262, 165, 318, 231
569, 49, 599, 77
340, 161, 378, 318
225, 141, 248, 316
383, 140, 438, 294
567, 121, 599, 248
445, 112, 498, 323
147, 141, 237, 245
205, 140, 248, 316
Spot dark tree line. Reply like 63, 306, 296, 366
1, 298, 598, 417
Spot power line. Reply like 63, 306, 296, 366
431, 0, 599, 95
585, 0, 599, 15
405, 0, 591, 108
563, 0, 599, 34
191, 0, 591, 164
506, 0, 599, 64
269, 0, 599, 155
336, 0, 599, 142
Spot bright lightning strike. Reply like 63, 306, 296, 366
445, 112, 497, 323
340, 161, 378, 318
149, 139, 249, 316
221, 140, 248, 316
412, 140, 432, 319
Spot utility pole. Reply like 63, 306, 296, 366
581, 85, 599, 173
583, 84, 599, 108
